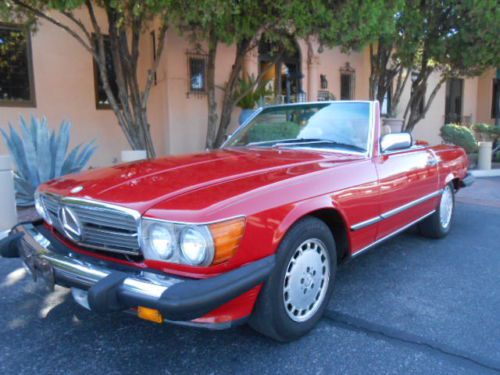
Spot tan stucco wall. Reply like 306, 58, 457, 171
0, 11, 166, 167
476, 69, 496, 125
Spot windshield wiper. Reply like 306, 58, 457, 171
273, 138, 365, 152
247, 138, 299, 147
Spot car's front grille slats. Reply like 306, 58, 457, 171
40, 194, 141, 256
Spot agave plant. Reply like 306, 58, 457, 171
0, 116, 97, 207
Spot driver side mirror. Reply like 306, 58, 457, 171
380, 133, 412, 153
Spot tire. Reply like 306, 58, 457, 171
249, 216, 337, 342
418, 183, 455, 239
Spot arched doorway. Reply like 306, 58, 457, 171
258, 36, 303, 103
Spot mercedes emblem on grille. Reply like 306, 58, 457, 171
59, 206, 83, 242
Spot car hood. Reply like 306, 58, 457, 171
42, 148, 362, 214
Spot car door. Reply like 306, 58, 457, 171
375, 147, 440, 240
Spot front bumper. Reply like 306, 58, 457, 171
461, 172, 475, 187
0, 222, 274, 324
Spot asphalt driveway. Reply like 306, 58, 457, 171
1, 179, 499, 375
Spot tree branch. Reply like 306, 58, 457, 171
142, 21, 168, 107
11, 0, 93, 55
59, 10, 92, 41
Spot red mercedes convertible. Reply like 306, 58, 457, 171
0, 101, 473, 341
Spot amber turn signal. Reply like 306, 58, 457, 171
138, 306, 164, 324
209, 217, 246, 264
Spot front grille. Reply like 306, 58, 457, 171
41, 193, 141, 255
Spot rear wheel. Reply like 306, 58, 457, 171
418, 183, 455, 238
249, 217, 337, 342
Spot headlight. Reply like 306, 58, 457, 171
180, 226, 213, 266
34, 189, 52, 225
142, 223, 174, 260
140, 217, 245, 266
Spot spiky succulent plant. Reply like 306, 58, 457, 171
0, 116, 97, 207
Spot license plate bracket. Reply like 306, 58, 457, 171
19, 241, 55, 292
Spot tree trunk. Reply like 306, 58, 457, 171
369, 39, 396, 106
205, 32, 219, 149
209, 39, 251, 148
403, 74, 445, 133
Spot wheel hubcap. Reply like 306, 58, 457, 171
440, 186, 453, 228
283, 238, 330, 322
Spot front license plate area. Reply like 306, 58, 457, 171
19, 240, 55, 292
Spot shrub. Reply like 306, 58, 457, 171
0, 116, 97, 206
440, 123, 478, 154
472, 123, 498, 141
248, 121, 300, 143
235, 74, 273, 109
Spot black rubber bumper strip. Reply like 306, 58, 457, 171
461, 172, 475, 187
0, 220, 44, 259
117, 255, 276, 321
0, 232, 23, 258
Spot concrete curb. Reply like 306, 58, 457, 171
470, 169, 500, 178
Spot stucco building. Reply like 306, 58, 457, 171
0, 14, 498, 167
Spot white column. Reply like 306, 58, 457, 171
477, 142, 493, 170
0, 155, 17, 238
307, 55, 320, 101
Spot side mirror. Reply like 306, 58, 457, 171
380, 133, 412, 153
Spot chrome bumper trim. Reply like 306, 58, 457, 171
15, 223, 179, 299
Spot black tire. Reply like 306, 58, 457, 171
249, 216, 337, 342
418, 183, 455, 239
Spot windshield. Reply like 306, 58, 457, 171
225, 102, 372, 153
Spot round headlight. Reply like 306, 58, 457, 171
180, 226, 213, 266
146, 224, 174, 259
34, 190, 52, 224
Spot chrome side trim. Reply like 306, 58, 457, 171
350, 216, 383, 231
380, 190, 442, 220
350, 189, 442, 231
352, 210, 436, 258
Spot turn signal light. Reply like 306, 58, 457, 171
209, 218, 246, 264
138, 306, 164, 324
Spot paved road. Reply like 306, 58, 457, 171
1, 179, 499, 375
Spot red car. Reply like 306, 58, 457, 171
0, 101, 473, 341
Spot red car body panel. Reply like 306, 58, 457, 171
39, 102, 469, 325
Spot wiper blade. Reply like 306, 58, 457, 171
247, 138, 300, 147
273, 138, 365, 152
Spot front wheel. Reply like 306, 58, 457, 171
418, 183, 455, 238
249, 217, 337, 342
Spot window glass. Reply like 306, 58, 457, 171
189, 57, 206, 93
0, 24, 35, 106
491, 79, 498, 119
227, 102, 371, 153
340, 74, 353, 100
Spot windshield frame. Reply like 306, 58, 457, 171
221, 101, 376, 157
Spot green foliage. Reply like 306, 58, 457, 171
235, 74, 273, 109
440, 124, 478, 154
247, 121, 300, 144
0, 116, 97, 206
473, 123, 500, 141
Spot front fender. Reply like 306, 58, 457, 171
271, 195, 350, 251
